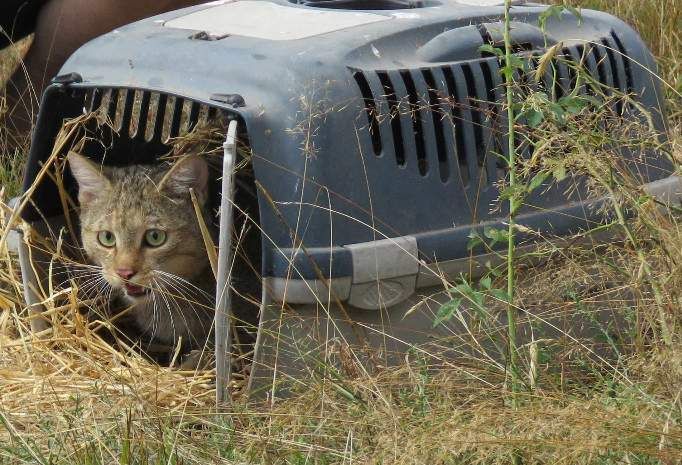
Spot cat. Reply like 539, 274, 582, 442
67, 152, 216, 357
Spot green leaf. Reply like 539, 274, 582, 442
528, 172, 549, 192
549, 102, 566, 123
488, 263, 503, 277
538, 5, 565, 31
467, 230, 484, 251
480, 276, 492, 290
479, 44, 503, 57
553, 164, 567, 181
484, 227, 509, 246
539, 5, 582, 30
559, 95, 590, 115
490, 288, 510, 303
433, 298, 463, 327
499, 184, 526, 202
524, 108, 545, 128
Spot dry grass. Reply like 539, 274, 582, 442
0, 1, 681, 464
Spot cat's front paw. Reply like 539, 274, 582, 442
177, 348, 214, 371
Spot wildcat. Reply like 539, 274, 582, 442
67, 152, 216, 355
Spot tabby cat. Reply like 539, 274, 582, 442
68, 152, 215, 354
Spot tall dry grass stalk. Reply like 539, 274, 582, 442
0, 1, 681, 464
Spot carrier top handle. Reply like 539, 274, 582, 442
215, 119, 238, 405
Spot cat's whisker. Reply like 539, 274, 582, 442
153, 278, 178, 345
149, 278, 164, 341
76, 275, 109, 298
37, 266, 103, 282
150, 279, 160, 342
151, 273, 210, 308
151, 274, 212, 338
153, 270, 214, 300
165, 284, 196, 346
34, 258, 102, 269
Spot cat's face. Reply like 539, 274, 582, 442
68, 153, 211, 304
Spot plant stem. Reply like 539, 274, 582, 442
503, 0, 520, 407
596, 169, 673, 346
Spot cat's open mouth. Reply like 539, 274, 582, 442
124, 283, 148, 297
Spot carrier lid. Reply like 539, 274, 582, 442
163, 0, 391, 41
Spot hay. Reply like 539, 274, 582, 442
0, 113, 243, 443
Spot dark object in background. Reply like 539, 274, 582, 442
0, 0, 46, 49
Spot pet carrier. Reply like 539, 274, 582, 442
15, 0, 680, 402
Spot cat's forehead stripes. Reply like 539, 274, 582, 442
79, 163, 195, 238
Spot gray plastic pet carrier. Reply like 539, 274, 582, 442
16, 0, 680, 402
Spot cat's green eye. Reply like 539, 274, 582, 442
97, 230, 116, 248
144, 229, 167, 247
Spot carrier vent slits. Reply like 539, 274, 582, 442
169, 96, 184, 138
601, 37, 625, 94
88, 88, 103, 113
187, 101, 201, 130
448, 64, 480, 184
150, 93, 168, 142
421, 68, 449, 182
561, 47, 580, 94
363, 71, 398, 166
567, 45, 585, 94
410, 68, 444, 178
479, 59, 504, 180
351, 35, 639, 188
131, 90, 152, 139
580, 44, 599, 96
85, 88, 222, 143
600, 36, 628, 114
399, 69, 429, 176
352, 71, 382, 156
107, 88, 120, 125
591, 42, 614, 93
376, 71, 406, 166
610, 31, 634, 93
551, 55, 572, 99
118, 90, 135, 135
430, 67, 465, 184
459, 64, 486, 169
441, 65, 471, 185
476, 23, 534, 57
386, 69, 420, 171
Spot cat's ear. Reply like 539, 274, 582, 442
67, 152, 110, 205
162, 156, 209, 202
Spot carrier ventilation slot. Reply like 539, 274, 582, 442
85, 88, 221, 142
479, 59, 505, 173
421, 68, 449, 182
477, 23, 534, 57
610, 31, 634, 92
352, 62, 502, 186
399, 70, 428, 176
460, 64, 486, 169
351, 35, 635, 187
589, 43, 613, 94
441, 66, 470, 185
376, 71, 406, 166
352, 71, 382, 156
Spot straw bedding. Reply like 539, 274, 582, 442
0, 112, 240, 436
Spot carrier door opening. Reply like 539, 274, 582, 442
19, 87, 261, 384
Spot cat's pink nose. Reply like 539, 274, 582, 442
116, 268, 136, 280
